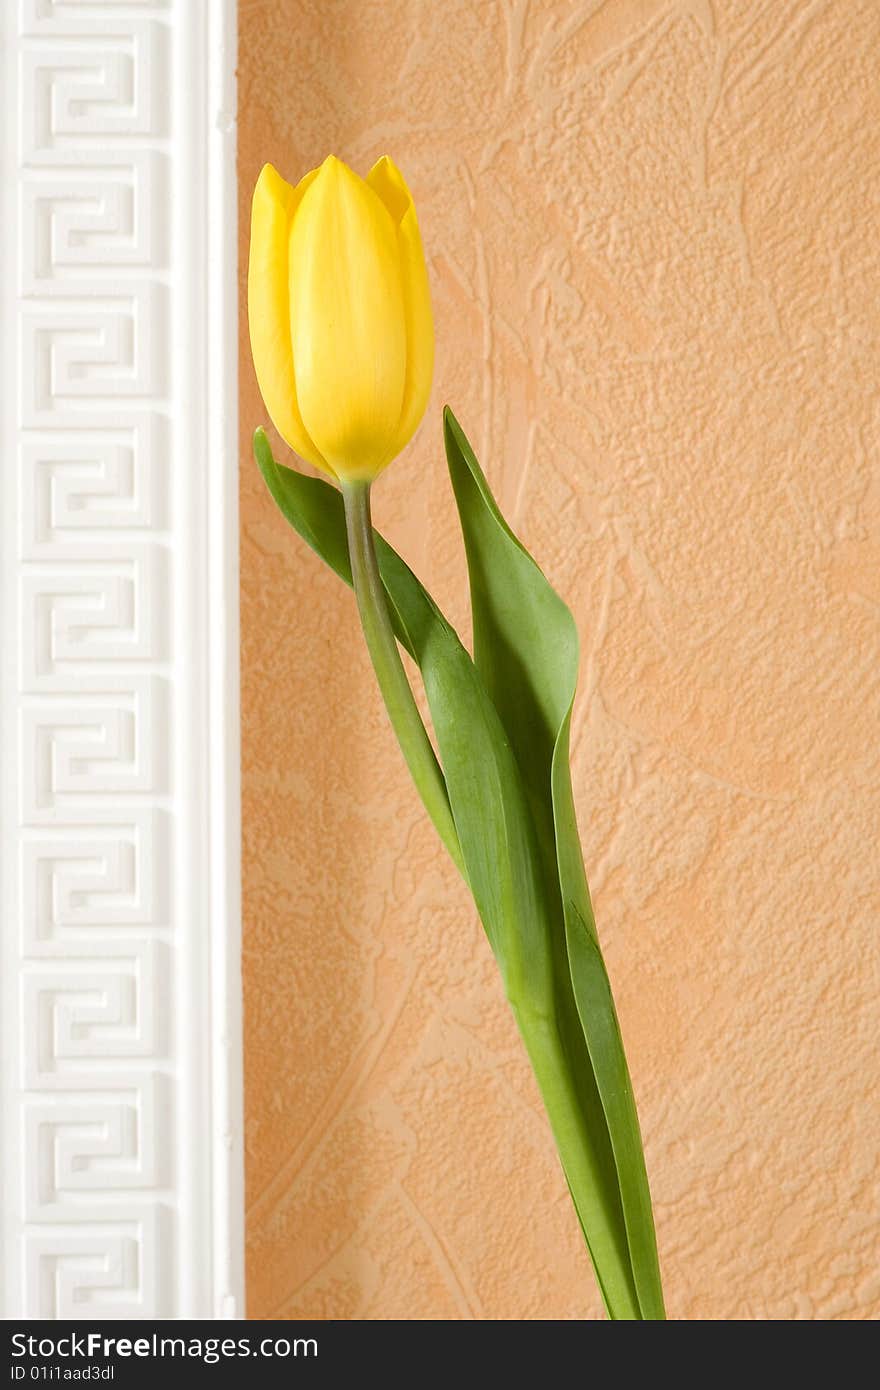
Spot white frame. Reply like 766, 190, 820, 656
1, 0, 243, 1318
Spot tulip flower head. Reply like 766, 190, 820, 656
248, 154, 434, 483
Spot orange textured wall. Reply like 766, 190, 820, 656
238, 0, 880, 1319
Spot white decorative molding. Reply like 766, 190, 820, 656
1, 0, 242, 1318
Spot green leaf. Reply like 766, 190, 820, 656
255, 428, 548, 994
443, 407, 665, 1320
254, 426, 657, 1319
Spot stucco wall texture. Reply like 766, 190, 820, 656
238, 0, 880, 1320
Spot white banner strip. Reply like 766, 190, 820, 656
0, 0, 243, 1318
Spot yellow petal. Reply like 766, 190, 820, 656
289, 156, 407, 481
247, 162, 329, 474
367, 156, 434, 462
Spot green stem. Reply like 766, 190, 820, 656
341, 480, 466, 878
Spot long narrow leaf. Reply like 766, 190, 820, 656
443, 408, 665, 1320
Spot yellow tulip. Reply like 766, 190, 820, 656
248, 154, 434, 483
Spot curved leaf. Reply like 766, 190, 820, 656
255, 428, 546, 991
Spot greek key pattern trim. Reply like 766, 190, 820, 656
2, 0, 242, 1318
